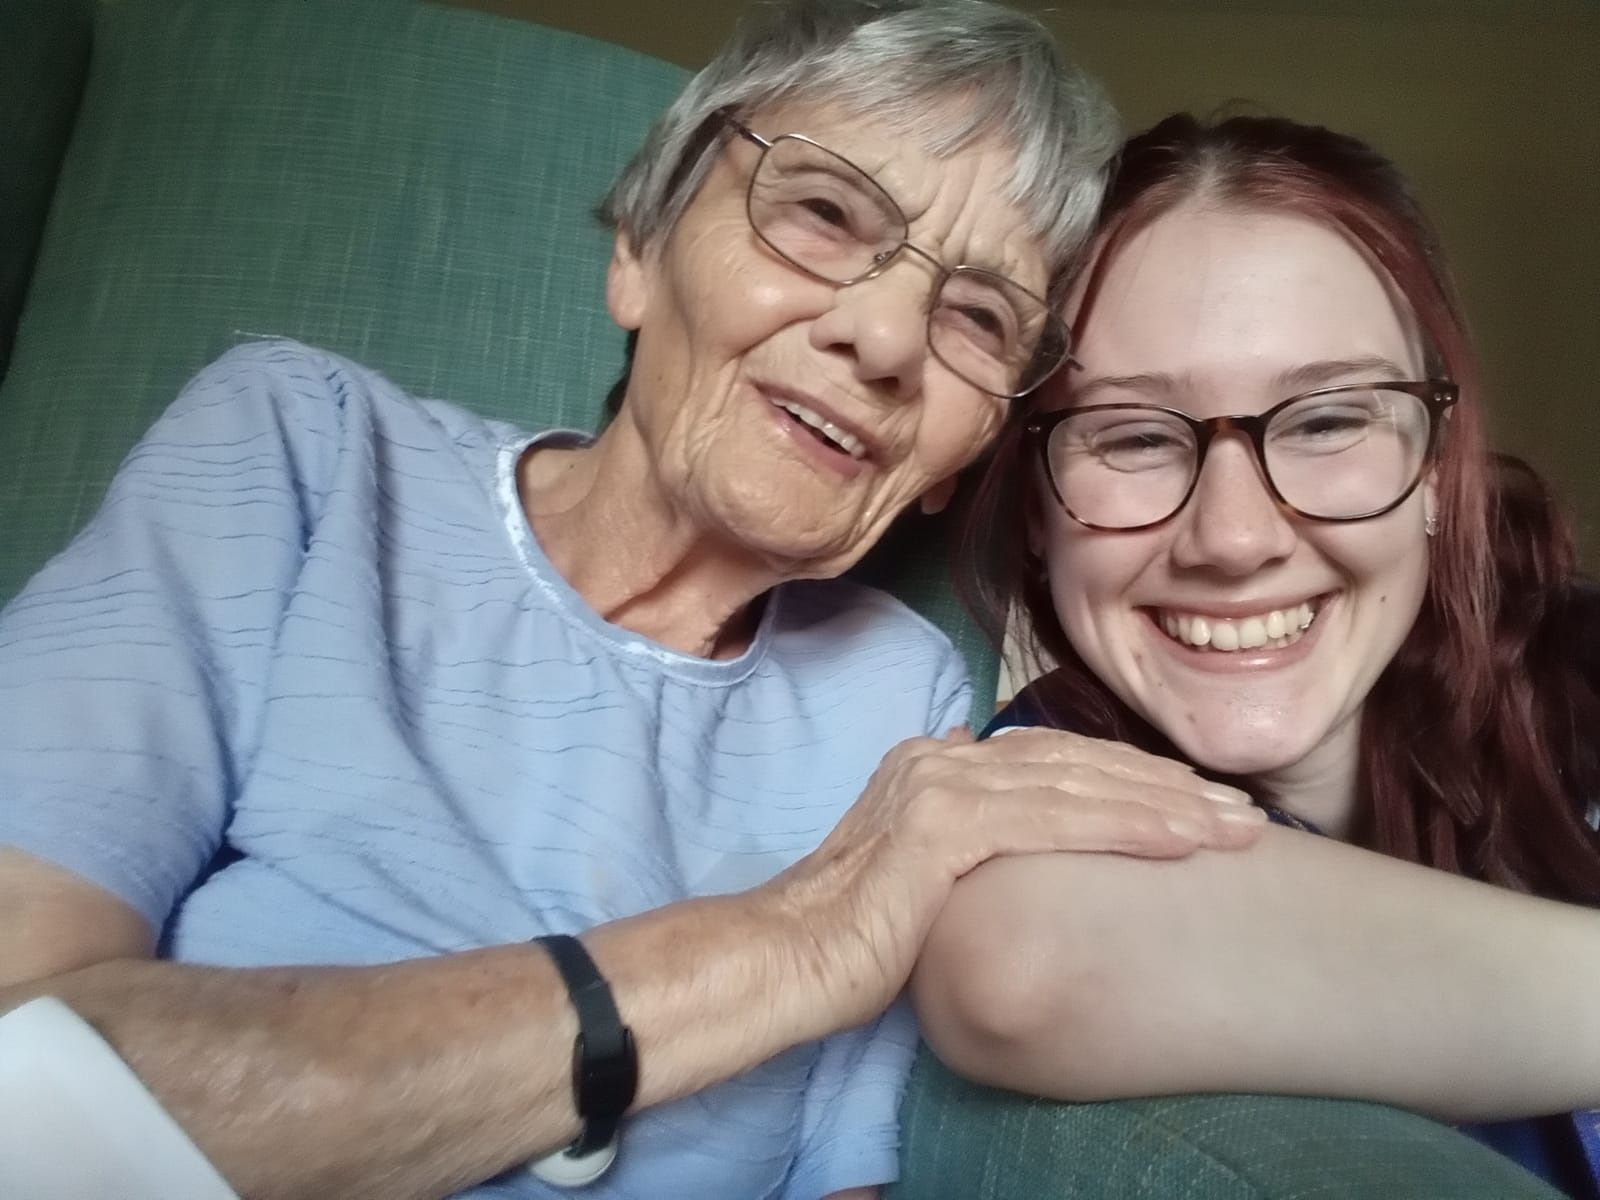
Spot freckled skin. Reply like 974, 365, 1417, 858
1038, 204, 1434, 833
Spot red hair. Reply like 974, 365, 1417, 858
961, 114, 1600, 903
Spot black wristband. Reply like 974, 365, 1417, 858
533, 933, 637, 1158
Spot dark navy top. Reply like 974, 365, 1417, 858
988, 686, 1598, 1200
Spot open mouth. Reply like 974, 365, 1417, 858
1150, 598, 1324, 653
771, 397, 867, 460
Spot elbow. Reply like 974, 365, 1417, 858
911, 869, 1123, 1100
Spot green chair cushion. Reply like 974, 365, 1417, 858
0, 0, 93, 378
892, 1050, 1565, 1199
0, 0, 999, 708
0, 0, 681, 590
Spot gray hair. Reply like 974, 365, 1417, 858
600, 0, 1121, 288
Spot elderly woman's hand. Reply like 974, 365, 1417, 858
763, 727, 1264, 1030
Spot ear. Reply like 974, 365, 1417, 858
919, 474, 959, 516
605, 228, 651, 332
1423, 468, 1440, 525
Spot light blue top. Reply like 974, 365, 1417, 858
0, 341, 972, 1200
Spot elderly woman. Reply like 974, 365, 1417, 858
0, 4, 1263, 1199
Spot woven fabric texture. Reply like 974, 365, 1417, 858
0, 0, 999, 705
891, 1051, 1565, 1199
0, 0, 93, 377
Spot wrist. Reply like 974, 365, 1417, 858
577, 891, 834, 1108
751, 864, 865, 1040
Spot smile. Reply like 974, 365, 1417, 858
771, 396, 868, 460
1153, 600, 1321, 653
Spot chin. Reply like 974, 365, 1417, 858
1164, 720, 1325, 781
733, 522, 866, 578
709, 486, 866, 567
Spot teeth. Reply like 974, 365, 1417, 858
1160, 602, 1320, 654
779, 400, 866, 460
1237, 617, 1268, 649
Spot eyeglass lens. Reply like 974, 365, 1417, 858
1047, 388, 1434, 529
745, 134, 1063, 397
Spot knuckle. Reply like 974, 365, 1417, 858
902, 753, 951, 793
1121, 805, 1177, 840
883, 736, 931, 768
907, 781, 957, 830
1056, 761, 1101, 790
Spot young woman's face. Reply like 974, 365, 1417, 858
1037, 203, 1435, 786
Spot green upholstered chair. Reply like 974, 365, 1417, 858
0, 1, 1562, 1195
892, 1056, 1566, 1199
0, 0, 995, 714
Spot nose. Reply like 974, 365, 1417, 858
1169, 433, 1298, 576
808, 257, 932, 398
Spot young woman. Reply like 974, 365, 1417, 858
913, 113, 1600, 1197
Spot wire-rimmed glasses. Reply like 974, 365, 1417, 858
721, 115, 1070, 399
1027, 380, 1459, 531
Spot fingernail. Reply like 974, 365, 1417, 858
1203, 784, 1252, 805
1217, 804, 1268, 825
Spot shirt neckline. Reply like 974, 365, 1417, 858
494, 430, 780, 685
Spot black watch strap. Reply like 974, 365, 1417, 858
533, 933, 637, 1157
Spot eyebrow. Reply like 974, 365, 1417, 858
1071, 355, 1415, 404
1274, 355, 1414, 392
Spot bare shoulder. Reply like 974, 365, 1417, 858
0, 848, 153, 991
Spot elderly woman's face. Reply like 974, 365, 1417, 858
607, 98, 1048, 576
1038, 204, 1434, 787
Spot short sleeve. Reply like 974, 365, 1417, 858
0, 342, 346, 929
782, 999, 921, 1200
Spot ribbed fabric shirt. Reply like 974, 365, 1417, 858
0, 341, 972, 1200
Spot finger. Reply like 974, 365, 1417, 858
959, 727, 1227, 789
878, 732, 961, 770
943, 757, 1252, 815
969, 786, 1207, 861
1061, 773, 1268, 843
973, 785, 1265, 863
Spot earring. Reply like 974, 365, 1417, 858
1425, 513, 1439, 538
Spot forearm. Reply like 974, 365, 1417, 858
0, 723, 1268, 1198
2, 891, 818, 1200
913, 824, 1600, 1120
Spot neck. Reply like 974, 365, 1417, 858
1251, 713, 1365, 841
519, 425, 783, 660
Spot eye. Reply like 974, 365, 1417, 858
1272, 403, 1377, 454
1060, 413, 1193, 473
935, 274, 1021, 356
1095, 426, 1187, 459
953, 303, 1007, 339
1108, 428, 1181, 451
1297, 410, 1368, 435
798, 196, 850, 229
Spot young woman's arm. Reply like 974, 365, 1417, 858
912, 823, 1600, 1121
